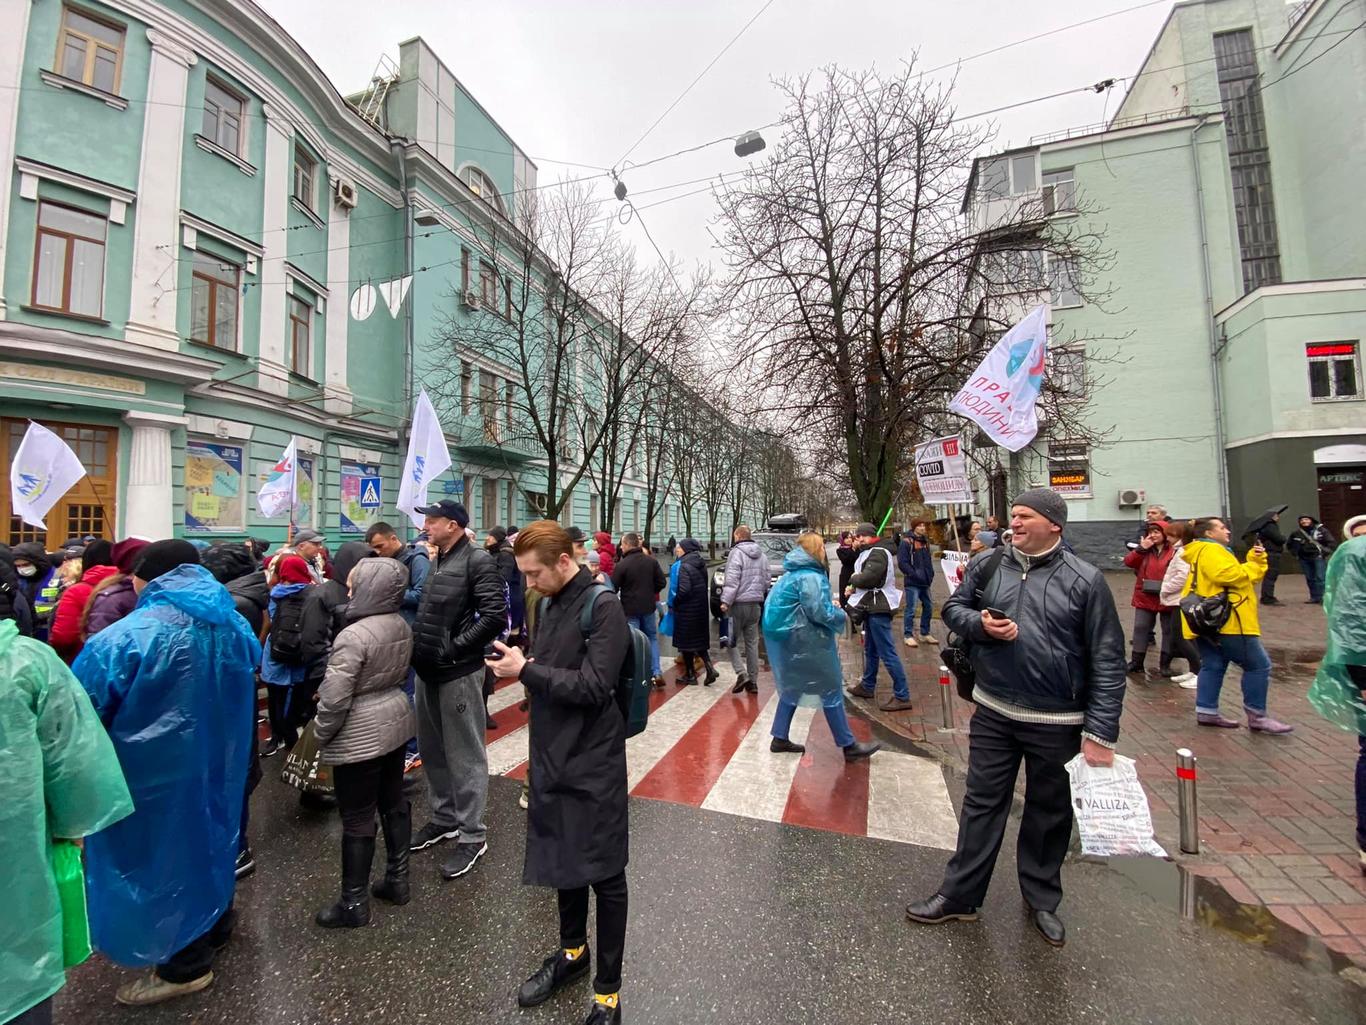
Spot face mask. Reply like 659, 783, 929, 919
17, 565, 37, 577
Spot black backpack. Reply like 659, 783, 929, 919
270, 591, 309, 665
1178, 558, 1237, 639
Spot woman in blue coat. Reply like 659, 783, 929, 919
671, 538, 717, 684
763, 533, 880, 760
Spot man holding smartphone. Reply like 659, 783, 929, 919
906, 489, 1126, 948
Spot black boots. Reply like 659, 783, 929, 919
316, 836, 374, 928
518, 948, 592, 1007
371, 802, 412, 906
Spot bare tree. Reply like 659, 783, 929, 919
714, 63, 1114, 522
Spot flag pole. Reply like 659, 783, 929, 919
286, 436, 296, 546
86, 474, 115, 540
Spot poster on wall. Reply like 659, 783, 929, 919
340, 461, 383, 535
256, 452, 316, 527
185, 440, 246, 534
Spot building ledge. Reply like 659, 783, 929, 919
1215, 278, 1366, 323
0, 320, 220, 386
290, 196, 325, 230
39, 70, 129, 110
194, 134, 257, 177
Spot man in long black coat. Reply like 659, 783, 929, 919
485, 520, 631, 1025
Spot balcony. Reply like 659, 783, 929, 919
453, 416, 537, 463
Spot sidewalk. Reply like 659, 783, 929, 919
841, 567, 1365, 967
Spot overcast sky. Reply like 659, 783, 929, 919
260, 0, 1194, 271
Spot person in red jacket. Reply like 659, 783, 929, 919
1123, 520, 1177, 678
48, 538, 118, 663
593, 531, 616, 577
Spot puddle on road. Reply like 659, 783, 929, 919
1102, 856, 1360, 981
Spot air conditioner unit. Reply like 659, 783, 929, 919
334, 178, 358, 210
461, 291, 480, 310
1117, 487, 1146, 508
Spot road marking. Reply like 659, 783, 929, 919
866, 750, 960, 851
625, 683, 731, 790
487, 682, 525, 716
485, 724, 531, 777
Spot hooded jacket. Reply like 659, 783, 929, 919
226, 571, 270, 639
1308, 536, 1366, 734
313, 559, 416, 765
762, 548, 847, 708
0, 545, 34, 638
82, 574, 138, 638
1287, 518, 1334, 561
721, 538, 769, 606
594, 532, 617, 577
1179, 538, 1265, 638
897, 535, 934, 588
49, 563, 119, 660
943, 543, 1127, 743
670, 540, 711, 652
72, 564, 260, 966
1122, 539, 1175, 612
11, 542, 58, 636
0, 618, 133, 1022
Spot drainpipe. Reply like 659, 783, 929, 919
1189, 115, 1230, 518
390, 138, 415, 412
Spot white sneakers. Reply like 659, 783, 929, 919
904, 636, 918, 648
1173, 672, 1198, 689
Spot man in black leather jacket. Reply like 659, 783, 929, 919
906, 488, 1126, 949
407, 500, 508, 881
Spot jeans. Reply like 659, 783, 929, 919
1300, 557, 1327, 602
333, 747, 406, 838
728, 602, 762, 682
1195, 634, 1272, 716
559, 871, 628, 994
415, 669, 488, 844
902, 585, 933, 637
627, 612, 661, 676
860, 613, 910, 701
772, 695, 856, 748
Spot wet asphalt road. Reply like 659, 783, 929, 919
56, 760, 1364, 1025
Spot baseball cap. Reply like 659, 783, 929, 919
565, 526, 586, 543
293, 528, 326, 545
414, 500, 470, 527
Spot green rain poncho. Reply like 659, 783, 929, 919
0, 618, 133, 1022
1308, 535, 1366, 735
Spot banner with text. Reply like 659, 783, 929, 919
940, 550, 971, 596
947, 305, 1049, 452
914, 435, 973, 505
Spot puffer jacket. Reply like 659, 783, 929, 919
721, 539, 768, 606
49, 564, 118, 661
226, 571, 269, 639
897, 536, 934, 588
313, 559, 416, 765
1122, 542, 1175, 612
410, 535, 507, 683
1179, 539, 1265, 638
1159, 543, 1190, 608
82, 575, 137, 638
594, 532, 617, 577
943, 543, 1127, 743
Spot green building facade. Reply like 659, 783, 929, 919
0, 0, 746, 549
960, 0, 1366, 563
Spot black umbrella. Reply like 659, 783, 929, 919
1244, 504, 1288, 537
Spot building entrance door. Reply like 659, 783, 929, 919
2, 418, 118, 547
1317, 466, 1366, 540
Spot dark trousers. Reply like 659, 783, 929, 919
1357, 735, 1366, 853
156, 904, 236, 983
558, 871, 628, 995
1163, 609, 1202, 673
940, 706, 1082, 913
10, 997, 53, 1025
333, 747, 406, 838
266, 680, 313, 747
1261, 552, 1281, 601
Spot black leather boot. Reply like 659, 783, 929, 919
371, 802, 411, 906
316, 835, 374, 928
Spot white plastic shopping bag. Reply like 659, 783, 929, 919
1065, 753, 1168, 858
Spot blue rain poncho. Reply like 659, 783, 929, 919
0, 618, 133, 1022
761, 548, 848, 708
1308, 535, 1366, 735
72, 564, 261, 967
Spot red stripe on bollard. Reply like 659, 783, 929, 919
1176, 767, 1196, 780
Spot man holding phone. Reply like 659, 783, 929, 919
906, 489, 1126, 948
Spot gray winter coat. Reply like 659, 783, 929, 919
313, 558, 416, 765
721, 539, 768, 606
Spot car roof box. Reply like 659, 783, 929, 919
765, 513, 807, 532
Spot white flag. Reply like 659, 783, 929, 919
397, 389, 452, 530
9, 422, 87, 529
256, 437, 298, 519
948, 305, 1049, 452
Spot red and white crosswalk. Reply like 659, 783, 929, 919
484, 664, 961, 851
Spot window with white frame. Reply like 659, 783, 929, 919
202, 76, 245, 155
460, 166, 505, 213
1042, 168, 1076, 215
1048, 254, 1082, 308
32, 201, 106, 318
1049, 346, 1086, 397
190, 252, 240, 349
288, 294, 312, 376
979, 152, 1039, 201
1307, 342, 1361, 402
293, 146, 316, 208
57, 5, 125, 93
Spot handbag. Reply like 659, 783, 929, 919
943, 549, 1007, 703
1141, 579, 1163, 595
280, 720, 335, 797
1178, 561, 1236, 639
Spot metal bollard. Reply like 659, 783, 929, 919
1176, 748, 1200, 854
938, 665, 954, 729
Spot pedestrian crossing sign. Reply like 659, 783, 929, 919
359, 477, 382, 509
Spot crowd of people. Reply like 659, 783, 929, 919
3, 496, 1365, 1024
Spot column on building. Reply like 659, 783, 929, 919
122, 411, 187, 539
256, 104, 293, 396
126, 30, 197, 350
0, 2, 32, 317
324, 177, 352, 413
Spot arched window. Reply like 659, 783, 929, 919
459, 164, 505, 214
